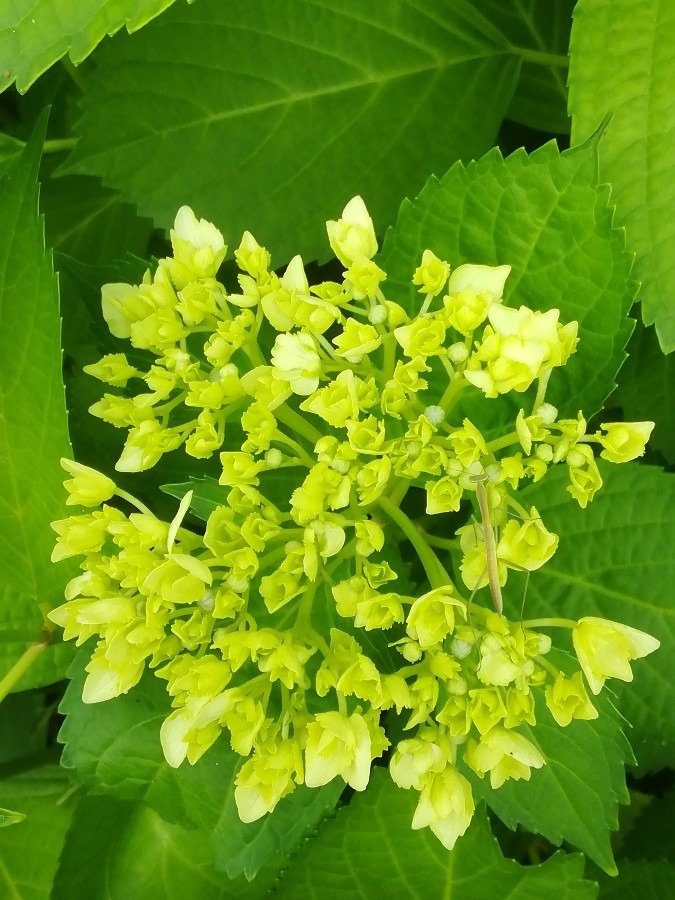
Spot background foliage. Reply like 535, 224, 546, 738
0, 0, 674, 897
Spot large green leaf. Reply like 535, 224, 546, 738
275, 769, 595, 900
621, 787, 675, 862
380, 138, 634, 420
569, 0, 675, 352
43, 170, 154, 266
0, 115, 74, 690
520, 462, 675, 772
485, 0, 574, 134
470, 687, 631, 875
0, 766, 75, 900
0, 0, 187, 95
59, 648, 342, 879
63, 0, 523, 264
597, 860, 675, 899
611, 322, 675, 466
52, 794, 275, 900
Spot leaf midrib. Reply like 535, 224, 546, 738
538, 563, 675, 619
73, 49, 518, 164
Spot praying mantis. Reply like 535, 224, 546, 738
472, 473, 503, 616
469, 472, 535, 620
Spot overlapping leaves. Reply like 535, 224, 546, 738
380, 137, 634, 420
0, 0, 186, 95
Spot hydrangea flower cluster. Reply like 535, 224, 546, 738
50, 198, 659, 850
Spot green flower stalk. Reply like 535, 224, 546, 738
49, 197, 658, 851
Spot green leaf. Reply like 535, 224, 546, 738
0, 132, 24, 175
0, 114, 75, 690
161, 477, 229, 521
484, 0, 574, 134
0, 686, 50, 765
520, 462, 675, 772
64, 0, 522, 264
59, 652, 200, 825
162, 470, 301, 526
42, 170, 154, 266
0, 0, 187, 95
0, 765, 75, 900
275, 769, 595, 900
53, 794, 276, 900
380, 138, 634, 419
470, 687, 631, 875
569, 0, 675, 352
597, 860, 675, 899
59, 648, 342, 879
621, 787, 675, 862
611, 322, 675, 466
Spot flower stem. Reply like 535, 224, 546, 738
531, 369, 552, 414
0, 642, 48, 703
515, 48, 569, 69
42, 137, 78, 154
276, 404, 322, 445
273, 430, 315, 466
534, 654, 561, 679
421, 532, 461, 552
439, 374, 467, 413
382, 332, 397, 381
521, 617, 577, 629
294, 582, 318, 631
378, 497, 451, 589
487, 431, 520, 453
385, 477, 410, 508
115, 488, 155, 516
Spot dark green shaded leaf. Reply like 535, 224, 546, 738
611, 322, 675, 466
161, 477, 229, 521
597, 860, 675, 899
485, 0, 574, 134
0, 687, 51, 765
620, 787, 675, 862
